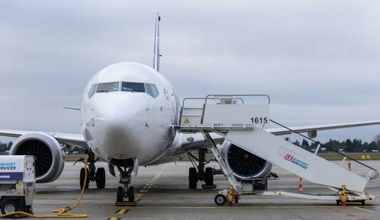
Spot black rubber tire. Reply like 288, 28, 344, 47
189, 167, 198, 189
361, 200, 365, 205
117, 186, 124, 202
127, 186, 135, 202
80, 167, 89, 189
0, 199, 18, 215
205, 167, 214, 185
95, 167, 106, 189
214, 194, 226, 206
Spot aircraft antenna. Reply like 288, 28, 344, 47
153, 13, 161, 72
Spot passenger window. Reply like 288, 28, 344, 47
88, 84, 97, 98
97, 82, 119, 93
121, 82, 145, 92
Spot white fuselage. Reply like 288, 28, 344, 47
80, 62, 179, 165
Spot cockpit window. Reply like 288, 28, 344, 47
145, 83, 159, 98
97, 82, 119, 93
121, 82, 145, 92
88, 84, 98, 98
91, 81, 159, 99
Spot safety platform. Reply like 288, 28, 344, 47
178, 94, 379, 204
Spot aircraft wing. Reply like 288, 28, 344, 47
177, 120, 380, 151
267, 120, 380, 136
0, 129, 87, 148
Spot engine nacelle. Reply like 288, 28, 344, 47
10, 132, 65, 183
221, 141, 272, 180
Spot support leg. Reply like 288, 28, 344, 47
113, 158, 138, 205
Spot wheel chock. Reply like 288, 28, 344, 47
115, 201, 137, 206
202, 184, 217, 189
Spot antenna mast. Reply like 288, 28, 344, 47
153, 13, 161, 72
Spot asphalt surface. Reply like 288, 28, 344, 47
26, 160, 380, 220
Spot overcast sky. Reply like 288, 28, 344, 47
1, 0, 380, 143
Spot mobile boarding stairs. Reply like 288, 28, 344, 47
178, 94, 379, 205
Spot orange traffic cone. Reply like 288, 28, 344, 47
298, 177, 303, 193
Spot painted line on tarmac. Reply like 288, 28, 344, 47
132, 205, 351, 209
135, 164, 168, 201
115, 209, 130, 214
325, 207, 361, 219
106, 217, 121, 220
354, 206, 380, 213
354, 206, 374, 213
107, 165, 168, 220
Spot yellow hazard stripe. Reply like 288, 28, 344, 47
117, 209, 128, 214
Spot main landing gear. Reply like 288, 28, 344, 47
109, 158, 137, 205
77, 151, 106, 189
188, 148, 216, 189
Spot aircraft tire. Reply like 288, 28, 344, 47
127, 186, 135, 202
205, 167, 214, 185
80, 168, 89, 189
95, 167, 106, 189
189, 167, 198, 189
117, 186, 124, 202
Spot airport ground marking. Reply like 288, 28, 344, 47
109, 165, 168, 220
115, 208, 129, 214
325, 207, 360, 219
136, 164, 168, 201
354, 206, 374, 213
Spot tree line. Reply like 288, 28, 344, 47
294, 135, 380, 153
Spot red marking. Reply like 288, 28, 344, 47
284, 154, 293, 161
346, 213, 356, 217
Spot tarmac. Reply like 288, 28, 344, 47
28, 160, 380, 220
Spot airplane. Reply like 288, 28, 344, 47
1, 14, 380, 204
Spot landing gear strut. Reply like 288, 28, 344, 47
187, 148, 216, 189
110, 158, 137, 205
77, 151, 106, 189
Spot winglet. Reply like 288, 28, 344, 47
153, 13, 161, 72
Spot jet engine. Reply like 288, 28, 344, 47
221, 141, 272, 179
10, 132, 65, 183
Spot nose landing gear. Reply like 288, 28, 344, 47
117, 186, 135, 203
110, 158, 138, 206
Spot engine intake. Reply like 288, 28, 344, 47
221, 141, 272, 180
10, 132, 65, 183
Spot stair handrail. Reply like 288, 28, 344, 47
270, 119, 379, 181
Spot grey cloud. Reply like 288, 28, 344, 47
0, 0, 380, 142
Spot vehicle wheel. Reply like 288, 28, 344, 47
127, 186, 135, 202
80, 168, 89, 189
361, 200, 365, 205
214, 194, 226, 206
205, 167, 214, 185
336, 200, 340, 205
95, 167, 106, 189
1, 199, 18, 215
117, 186, 124, 202
189, 167, 198, 189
